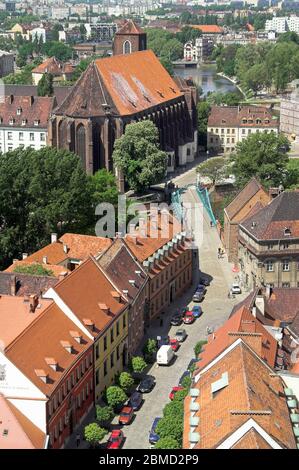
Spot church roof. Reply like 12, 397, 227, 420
116, 20, 145, 35
55, 50, 183, 118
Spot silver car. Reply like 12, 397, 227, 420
175, 328, 187, 342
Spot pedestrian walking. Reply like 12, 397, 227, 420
160, 318, 163, 327
217, 247, 221, 258
76, 433, 81, 448
210, 221, 213, 228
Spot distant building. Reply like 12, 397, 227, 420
0, 95, 54, 154
280, 91, 299, 140
265, 16, 299, 33
207, 105, 279, 154
32, 57, 75, 85
30, 26, 52, 44
0, 50, 14, 77
238, 191, 299, 289
112, 19, 146, 56
85, 23, 117, 42
183, 37, 214, 63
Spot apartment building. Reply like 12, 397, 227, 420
184, 37, 214, 63
265, 16, 299, 33
0, 95, 54, 153
238, 191, 299, 289
280, 91, 299, 140
207, 105, 279, 154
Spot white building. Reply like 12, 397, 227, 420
184, 37, 214, 63
0, 95, 54, 154
265, 16, 299, 34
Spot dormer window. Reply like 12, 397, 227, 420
45, 357, 58, 371
264, 119, 269, 124
242, 118, 247, 124
34, 119, 40, 126
17, 107, 22, 115
284, 227, 291, 236
83, 318, 95, 331
9, 118, 14, 125
22, 119, 27, 126
60, 340, 73, 354
70, 330, 83, 343
98, 303, 109, 314
256, 119, 262, 124
35, 369, 48, 383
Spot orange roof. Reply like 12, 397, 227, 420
95, 50, 183, 116
231, 429, 272, 449
191, 24, 223, 34
0, 395, 46, 449
0, 295, 52, 349
5, 261, 70, 278
124, 212, 183, 262
196, 306, 277, 370
184, 341, 296, 449
32, 57, 74, 75
21, 233, 112, 266
116, 20, 144, 35
53, 257, 128, 338
5, 302, 92, 396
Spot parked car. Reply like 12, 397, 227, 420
157, 345, 175, 365
119, 406, 134, 425
157, 335, 170, 348
128, 391, 143, 411
178, 370, 191, 386
137, 375, 156, 393
187, 358, 198, 371
199, 276, 210, 286
169, 386, 184, 400
231, 283, 242, 294
169, 338, 180, 352
149, 417, 161, 445
106, 430, 125, 449
192, 305, 203, 318
175, 328, 187, 342
170, 314, 182, 326
196, 284, 207, 295
183, 311, 195, 324
193, 291, 204, 302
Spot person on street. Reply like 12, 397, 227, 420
76, 433, 81, 448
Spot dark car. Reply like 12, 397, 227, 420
192, 305, 203, 318
157, 335, 170, 348
196, 284, 207, 295
178, 370, 191, 386
149, 417, 162, 445
200, 276, 210, 287
137, 375, 155, 393
128, 391, 143, 411
187, 358, 198, 371
170, 314, 182, 326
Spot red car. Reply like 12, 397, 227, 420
169, 338, 180, 352
183, 311, 195, 324
106, 430, 125, 449
119, 405, 134, 425
169, 386, 184, 400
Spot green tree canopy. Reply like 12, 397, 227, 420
163, 399, 184, 420
118, 372, 134, 393
37, 72, 54, 97
156, 415, 183, 443
105, 386, 127, 410
84, 423, 107, 448
197, 100, 211, 147
194, 340, 207, 357
95, 405, 114, 428
88, 169, 118, 210
112, 121, 167, 193
0, 147, 91, 269
130, 356, 147, 374
231, 132, 290, 188
154, 437, 180, 449
197, 157, 229, 185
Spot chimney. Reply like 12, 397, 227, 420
42, 256, 48, 264
51, 233, 57, 243
265, 284, 272, 299
9, 94, 14, 104
29, 294, 39, 313
30, 96, 34, 106
22, 253, 28, 260
10, 275, 16, 296
255, 295, 265, 316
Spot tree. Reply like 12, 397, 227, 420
105, 386, 127, 410
143, 338, 157, 362
231, 132, 290, 188
180, 374, 192, 389
284, 158, 299, 189
197, 100, 211, 147
156, 415, 183, 443
118, 372, 134, 393
159, 56, 174, 75
95, 405, 114, 428
163, 399, 184, 419
13, 263, 54, 277
155, 437, 180, 449
160, 38, 183, 61
41, 41, 73, 61
197, 157, 229, 185
0, 147, 92, 269
176, 26, 202, 44
112, 121, 167, 193
84, 423, 107, 448
242, 63, 271, 94
52, 23, 63, 42
173, 388, 188, 401
130, 356, 147, 374
88, 169, 118, 209
37, 73, 54, 96
194, 340, 207, 356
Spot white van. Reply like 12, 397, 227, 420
156, 345, 175, 366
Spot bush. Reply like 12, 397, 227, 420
194, 340, 207, 357
155, 437, 180, 449
156, 415, 183, 444
95, 405, 114, 428
84, 423, 107, 448
106, 386, 127, 410
163, 400, 184, 419
119, 372, 134, 393
143, 338, 157, 362
173, 389, 188, 402
130, 356, 147, 374
180, 375, 192, 390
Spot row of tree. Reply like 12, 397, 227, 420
213, 33, 299, 93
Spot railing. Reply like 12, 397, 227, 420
171, 189, 183, 221
196, 185, 217, 226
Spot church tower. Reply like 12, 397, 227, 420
113, 20, 147, 56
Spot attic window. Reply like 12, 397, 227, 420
242, 119, 247, 124
22, 119, 27, 126
9, 118, 14, 125
83, 318, 95, 330
98, 303, 109, 314
34, 119, 40, 126
17, 107, 22, 115
284, 227, 291, 236
264, 119, 270, 124
211, 372, 228, 397
70, 330, 83, 343
35, 369, 48, 383
111, 291, 121, 302
45, 357, 58, 371
60, 341, 73, 354
256, 119, 262, 124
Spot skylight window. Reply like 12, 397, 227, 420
211, 372, 229, 397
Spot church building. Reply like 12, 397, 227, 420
49, 21, 198, 190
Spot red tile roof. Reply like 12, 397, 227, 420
94, 50, 183, 116
32, 57, 75, 76
5, 261, 70, 278
0, 95, 54, 128
225, 177, 269, 221
116, 20, 145, 35
191, 24, 223, 34
208, 105, 279, 128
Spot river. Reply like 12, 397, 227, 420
174, 63, 239, 96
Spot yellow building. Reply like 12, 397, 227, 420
7, 23, 31, 40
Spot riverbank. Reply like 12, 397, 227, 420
216, 72, 246, 98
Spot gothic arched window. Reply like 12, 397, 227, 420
123, 40, 132, 55
76, 124, 86, 168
